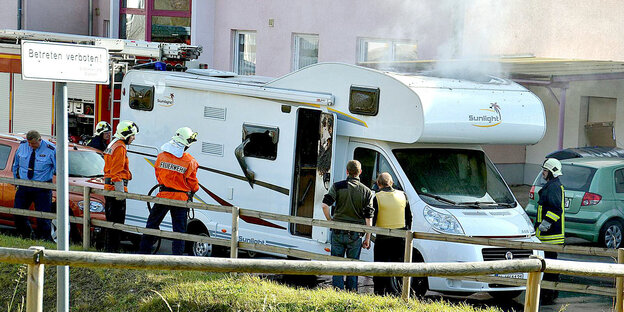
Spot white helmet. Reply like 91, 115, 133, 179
114, 120, 139, 140
542, 158, 563, 177
172, 127, 198, 147
94, 121, 112, 136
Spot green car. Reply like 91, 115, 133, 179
525, 157, 624, 249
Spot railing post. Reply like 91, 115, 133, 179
230, 206, 240, 259
26, 246, 45, 312
617, 248, 624, 312
524, 271, 542, 312
82, 187, 91, 250
401, 230, 413, 301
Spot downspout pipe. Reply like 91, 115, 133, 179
88, 0, 93, 36
557, 87, 568, 150
17, 0, 22, 30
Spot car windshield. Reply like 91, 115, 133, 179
69, 150, 104, 178
536, 164, 596, 192
393, 148, 516, 208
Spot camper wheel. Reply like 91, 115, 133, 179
186, 222, 213, 257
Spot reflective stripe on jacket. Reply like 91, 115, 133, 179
536, 177, 565, 244
103, 139, 131, 191
155, 151, 199, 201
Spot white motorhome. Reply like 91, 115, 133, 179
119, 63, 545, 296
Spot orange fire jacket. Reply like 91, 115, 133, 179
103, 140, 131, 192
155, 151, 199, 201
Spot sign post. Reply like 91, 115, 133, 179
21, 40, 109, 312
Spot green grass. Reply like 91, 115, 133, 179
0, 234, 502, 312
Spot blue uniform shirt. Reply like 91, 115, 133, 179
12, 139, 56, 182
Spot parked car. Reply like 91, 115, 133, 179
0, 133, 106, 244
525, 157, 624, 248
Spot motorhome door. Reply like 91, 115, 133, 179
290, 108, 336, 243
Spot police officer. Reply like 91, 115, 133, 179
103, 120, 139, 252
139, 127, 199, 255
11, 130, 56, 240
87, 121, 112, 152
536, 157, 565, 304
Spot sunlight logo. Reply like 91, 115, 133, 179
468, 102, 502, 128
157, 93, 175, 107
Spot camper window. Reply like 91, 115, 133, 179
129, 85, 154, 111
354, 147, 401, 191
349, 86, 379, 116
242, 124, 279, 160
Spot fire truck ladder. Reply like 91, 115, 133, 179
0, 29, 203, 130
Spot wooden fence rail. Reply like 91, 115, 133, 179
1, 176, 623, 311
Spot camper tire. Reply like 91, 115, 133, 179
190, 232, 213, 257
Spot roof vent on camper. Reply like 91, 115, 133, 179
187, 69, 237, 78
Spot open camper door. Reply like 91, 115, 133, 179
312, 112, 336, 243
290, 109, 336, 243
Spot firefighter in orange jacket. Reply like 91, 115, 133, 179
139, 127, 199, 255
103, 120, 139, 252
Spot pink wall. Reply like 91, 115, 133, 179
23, 0, 89, 35
211, 0, 459, 77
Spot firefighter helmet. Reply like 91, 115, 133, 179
94, 121, 112, 136
172, 127, 198, 147
114, 120, 139, 140
542, 158, 563, 177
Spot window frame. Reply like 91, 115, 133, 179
292, 33, 319, 71
357, 37, 418, 63
242, 124, 279, 161
232, 30, 257, 75
128, 84, 155, 111
120, 0, 192, 42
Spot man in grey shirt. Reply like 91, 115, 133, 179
322, 160, 374, 291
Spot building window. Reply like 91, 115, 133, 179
233, 31, 257, 75
292, 34, 319, 71
120, 0, 191, 43
357, 38, 418, 63
103, 20, 110, 38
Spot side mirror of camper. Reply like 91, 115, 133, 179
235, 138, 256, 188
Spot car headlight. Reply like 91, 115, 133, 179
78, 200, 105, 213
423, 205, 464, 235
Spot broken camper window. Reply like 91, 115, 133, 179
242, 124, 279, 160
129, 85, 154, 111
349, 86, 379, 116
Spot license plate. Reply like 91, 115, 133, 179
494, 273, 525, 279
564, 197, 571, 209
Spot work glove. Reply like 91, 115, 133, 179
114, 181, 125, 200
538, 220, 552, 232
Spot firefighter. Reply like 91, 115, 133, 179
103, 120, 139, 252
139, 127, 199, 255
536, 157, 565, 304
87, 121, 112, 152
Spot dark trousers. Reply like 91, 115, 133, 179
139, 203, 188, 255
331, 230, 363, 291
373, 234, 405, 295
14, 186, 52, 240
104, 196, 126, 252
541, 251, 559, 301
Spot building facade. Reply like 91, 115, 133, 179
2, 0, 624, 184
